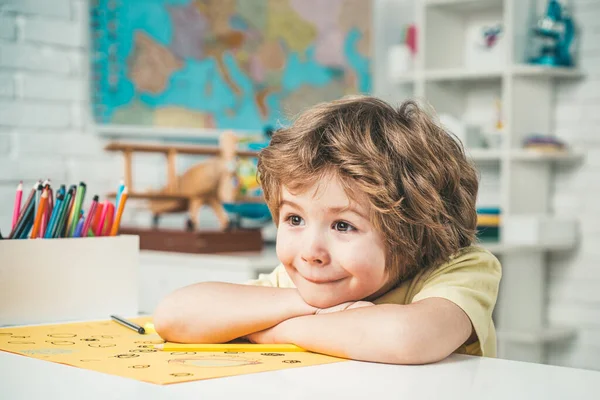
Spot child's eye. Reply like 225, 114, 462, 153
286, 215, 305, 226
333, 221, 355, 232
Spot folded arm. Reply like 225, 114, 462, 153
153, 282, 316, 343
249, 297, 473, 364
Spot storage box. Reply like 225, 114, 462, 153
502, 216, 577, 247
0, 235, 139, 326
119, 227, 263, 254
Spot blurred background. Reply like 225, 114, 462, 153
0, 0, 598, 370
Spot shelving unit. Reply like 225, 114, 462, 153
377, 0, 585, 364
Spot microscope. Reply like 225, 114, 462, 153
529, 0, 576, 67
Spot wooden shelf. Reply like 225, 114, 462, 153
107, 191, 265, 204
96, 124, 262, 141
466, 148, 503, 162
511, 65, 585, 79
105, 142, 258, 158
424, 0, 503, 12
391, 66, 584, 84
465, 149, 584, 164
511, 149, 584, 163
424, 68, 503, 82
480, 241, 576, 254
497, 326, 576, 345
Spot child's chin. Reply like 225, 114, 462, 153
299, 290, 346, 310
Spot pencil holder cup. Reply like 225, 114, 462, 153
0, 235, 139, 326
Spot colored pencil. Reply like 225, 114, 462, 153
46, 183, 54, 231
40, 210, 47, 238
34, 183, 43, 220
73, 216, 85, 238
18, 216, 34, 239
52, 186, 75, 239
82, 195, 99, 239
12, 204, 34, 239
95, 200, 110, 236
153, 343, 306, 352
30, 189, 48, 238
68, 182, 86, 237
110, 186, 128, 236
47, 184, 54, 216
45, 191, 64, 239
65, 186, 77, 236
115, 178, 124, 217
9, 181, 39, 239
91, 203, 104, 234
102, 203, 115, 236
11, 181, 23, 230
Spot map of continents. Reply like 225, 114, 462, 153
93, 0, 372, 131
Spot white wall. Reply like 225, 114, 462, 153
547, 0, 600, 371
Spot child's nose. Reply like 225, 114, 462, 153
300, 238, 330, 266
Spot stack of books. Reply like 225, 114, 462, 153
476, 207, 500, 242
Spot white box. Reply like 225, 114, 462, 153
0, 235, 139, 326
502, 216, 577, 247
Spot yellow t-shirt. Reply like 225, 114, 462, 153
246, 245, 502, 357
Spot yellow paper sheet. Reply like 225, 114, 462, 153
0, 317, 346, 385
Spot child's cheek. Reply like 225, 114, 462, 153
275, 226, 298, 265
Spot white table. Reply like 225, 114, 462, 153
2, 350, 600, 399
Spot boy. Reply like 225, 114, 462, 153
154, 96, 502, 365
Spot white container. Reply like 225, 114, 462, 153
502, 216, 577, 247
0, 235, 139, 326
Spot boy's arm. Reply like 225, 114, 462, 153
153, 282, 316, 343
248, 297, 472, 365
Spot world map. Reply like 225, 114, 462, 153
92, 0, 372, 132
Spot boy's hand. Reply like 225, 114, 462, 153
315, 301, 375, 315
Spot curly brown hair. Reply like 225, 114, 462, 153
257, 95, 479, 283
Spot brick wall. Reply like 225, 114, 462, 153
547, 0, 600, 371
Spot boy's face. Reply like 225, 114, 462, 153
276, 174, 389, 309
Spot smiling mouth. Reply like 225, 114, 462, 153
302, 276, 345, 284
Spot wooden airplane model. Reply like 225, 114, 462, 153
104, 131, 266, 253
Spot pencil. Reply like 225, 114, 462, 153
43, 182, 53, 237
102, 203, 115, 236
73, 216, 85, 237
30, 188, 48, 238
110, 187, 128, 236
45, 191, 64, 238
9, 181, 39, 238
82, 195, 99, 238
110, 315, 145, 334
52, 186, 75, 238
18, 217, 34, 239
95, 200, 110, 236
154, 343, 307, 352
11, 181, 23, 230
115, 178, 124, 217
47, 183, 54, 216
68, 182, 86, 237
91, 203, 103, 234
34, 183, 43, 220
